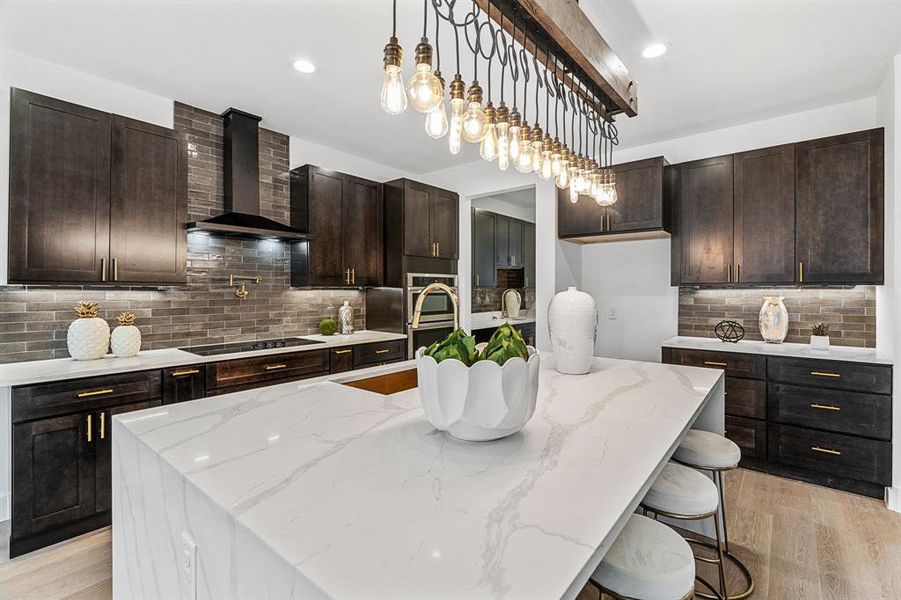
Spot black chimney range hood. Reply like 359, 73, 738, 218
186, 108, 309, 241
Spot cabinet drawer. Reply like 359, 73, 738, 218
330, 346, 354, 374
725, 377, 766, 419
162, 365, 206, 405
12, 371, 162, 424
767, 357, 891, 394
768, 382, 891, 440
353, 340, 405, 368
206, 350, 329, 391
725, 415, 766, 461
768, 424, 892, 485
666, 348, 764, 379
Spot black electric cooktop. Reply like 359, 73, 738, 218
179, 337, 325, 357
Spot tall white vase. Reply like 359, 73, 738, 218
547, 286, 597, 374
758, 296, 789, 343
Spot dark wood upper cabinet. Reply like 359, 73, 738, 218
8, 89, 187, 285
495, 215, 510, 267
677, 155, 734, 285
9, 89, 111, 283
557, 189, 605, 237
402, 180, 434, 258
472, 209, 497, 288
431, 188, 459, 260
109, 116, 187, 284
289, 165, 383, 287
523, 222, 536, 288
796, 129, 884, 284
733, 144, 796, 284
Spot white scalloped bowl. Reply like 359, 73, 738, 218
415, 346, 541, 441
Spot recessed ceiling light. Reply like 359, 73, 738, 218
642, 43, 668, 58
293, 59, 316, 74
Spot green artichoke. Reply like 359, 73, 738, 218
479, 323, 530, 365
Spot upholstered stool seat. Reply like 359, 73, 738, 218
672, 429, 740, 470
643, 462, 719, 517
591, 514, 695, 600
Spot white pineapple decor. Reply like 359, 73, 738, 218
111, 312, 142, 358
67, 301, 110, 361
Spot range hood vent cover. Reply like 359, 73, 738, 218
186, 108, 309, 241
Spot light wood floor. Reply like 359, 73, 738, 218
2, 469, 900, 599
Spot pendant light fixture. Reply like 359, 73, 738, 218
408, 0, 443, 113
424, 12, 449, 138
380, 0, 406, 115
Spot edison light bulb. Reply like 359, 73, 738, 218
462, 104, 487, 143
381, 64, 407, 115
497, 124, 510, 170
550, 142, 562, 176
425, 104, 449, 138
509, 126, 522, 160
555, 163, 570, 189
569, 182, 579, 203
448, 97, 465, 153
540, 152, 553, 179
530, 128, 543, 173
480, 124, 499, 161
408, 65, 442, 113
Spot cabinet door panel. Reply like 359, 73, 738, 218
495, 215, 510, 267
431, 189, 459, 259
523, 222, 536, 288
472, 209, 497, 288
679, 155, 734, 284
608, 157, 664, 232
557, 188, 604, 236
508, 219, 523, 266
796, 129, 884, 284
343, 176, 383, 286
162, 366, 206, 405
308, 169, 346, 285
733, 144, 795, 283
12, 413, 95, 538
9, 89, 111, 283
404, 181, 433, 257
110, 116, 187, 284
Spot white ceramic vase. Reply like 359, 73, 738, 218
415, 347, 540, 441
338, 300, 354, 335
547, 286, 597, 374
111, 325, 142, 358
758, 296, 789, 344
67, 318, 110, 361
810, 335, 830, 351
503, 289, 522, 319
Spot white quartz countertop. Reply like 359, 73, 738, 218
114, 354, 722, 599
0, 330, 408, 387
470, 310, 536, 330
662, 335, 892, 365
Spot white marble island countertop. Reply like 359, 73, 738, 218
662, 335, 892, 365
113, 354, 723, 599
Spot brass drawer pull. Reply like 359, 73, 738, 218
811, 403, 841, 411
78, 388, 114, 398
811, 371, 841, 378
703, 361, 728, 367
374, 349, 391, 354
811, 446, 842, 456
86, 414, 92, 443
171, 369, 200, 377
334, 349, 352, 355
100, 412, 106, 440
264, 364, 287, 371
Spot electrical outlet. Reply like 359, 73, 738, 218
607, 308, 618, 320
180, 531, 197, 600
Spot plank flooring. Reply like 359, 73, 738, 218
2, 469, 900, 599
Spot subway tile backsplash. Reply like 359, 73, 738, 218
678, 286, 876, 348
0, 102, 363, 364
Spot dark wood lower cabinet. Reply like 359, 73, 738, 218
162, 365, 206, 404
330, 346, 354, 374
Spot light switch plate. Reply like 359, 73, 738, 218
180, 531, 197, 600
607, 308, 618, 320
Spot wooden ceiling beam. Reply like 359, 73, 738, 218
475, 0, 638, 119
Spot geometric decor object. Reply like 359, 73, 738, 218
714, 320, 744, 344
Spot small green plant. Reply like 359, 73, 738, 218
424, 323, 529, 366
318, 318, 338, 336
810, 323, 830, 337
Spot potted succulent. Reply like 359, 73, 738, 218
415, 324, 540, 441
67, 301, 110, 361
318, 318, 338, 336
810, 323, 830, 350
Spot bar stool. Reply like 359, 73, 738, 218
673, 429, 753, 600
641, 461, 729, 600
589, 513, 708, 600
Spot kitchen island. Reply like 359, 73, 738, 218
112, 354, 724, 599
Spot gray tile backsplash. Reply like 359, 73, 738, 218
0, 102, 363, 364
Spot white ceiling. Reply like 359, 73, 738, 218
2, 0, 899, 174
475, 187, 536, 209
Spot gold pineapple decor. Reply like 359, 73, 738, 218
67, 300, 110, 360
117, 312, 136, 326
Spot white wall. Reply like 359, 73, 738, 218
876, 55, 901, 511
472, 194, 536, 223
580, 96, 881, 363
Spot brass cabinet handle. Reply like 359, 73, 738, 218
607, 214, 612, 231
799, 261, 804, 283
100, 412, 106, 440
334, 349, 352, 355
374, 349, 391, 354
264, 364, 287, 371
727, 264, 732, 283
78, 388, 114, 398
736, 264, 740, 283
811, 446, 842, 456
101, 257, 107, 282
436, 242, 440, 257
811, 403, 841, 411
811, 371, 841, 378
112, 257, 119, 281
703, 361, 728, 367
86, 414, 92, 443
475, 274, 480, 286
171, 369, 200, 377
351, 268, 355, 285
